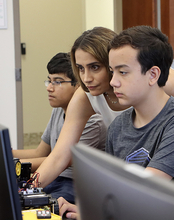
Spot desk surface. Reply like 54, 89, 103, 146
22, 209, 61, 220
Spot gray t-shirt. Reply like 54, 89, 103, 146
106, 96, 174, 177
42, 108, 107, 178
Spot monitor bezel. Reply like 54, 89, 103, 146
0, 124, 22, 220
72, 143, 174, 220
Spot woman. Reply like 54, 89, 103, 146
35, 27, 130, 190
71, 27, 130, 127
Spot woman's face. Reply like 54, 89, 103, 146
75, 49, 111, 96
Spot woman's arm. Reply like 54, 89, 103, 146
36, 87, 95, 188
20, 157, 47, 173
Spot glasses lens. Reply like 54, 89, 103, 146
44, 80, 49, 87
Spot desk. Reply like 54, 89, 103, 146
22, 209, 61, 220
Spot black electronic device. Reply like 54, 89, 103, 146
17, 161, 32, 188
20, 162, 31, 181
72, 143, 174, 220
13, 158, 21, 179
0, 124, 22, 220
21, 193, 52, 208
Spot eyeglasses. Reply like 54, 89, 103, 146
44, 80, 75, 87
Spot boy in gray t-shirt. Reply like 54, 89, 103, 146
107, 25, 174, 180
13, 53, 107, 213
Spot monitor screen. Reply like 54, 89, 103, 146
72, 143, 174, 220
0, 124, 22, 220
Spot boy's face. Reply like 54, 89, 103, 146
109, 45, 151, 108
46, 73, 77, 111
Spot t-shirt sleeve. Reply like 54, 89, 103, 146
79, 114, 107, 151
41, 108, 64, 147
41, 113, 53, 145
105, 124, 114, 155
148, 119, 174, 177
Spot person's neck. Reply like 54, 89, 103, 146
63, 107, 66, 114
133, 90, 170, 128
104, 89, 131, 111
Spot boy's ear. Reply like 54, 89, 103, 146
149, 66, 161, 86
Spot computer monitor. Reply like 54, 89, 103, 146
0, 124, 22, 220
72, 143, 174, 220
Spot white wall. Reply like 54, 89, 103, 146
0, 0, 17, 149
20, 0, 83, 135
85, 0, 115, 30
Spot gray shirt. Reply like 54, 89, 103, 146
42, 108, 107, 178
106, 96, 174, 177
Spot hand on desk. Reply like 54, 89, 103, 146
58, 197, 79, 219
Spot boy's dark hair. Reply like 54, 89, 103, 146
47, 52, 77, 86
108, 25, 173, 87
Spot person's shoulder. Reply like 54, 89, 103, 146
67, 87, 95, 118
114, 106, 132, 119
170, 96, 174, 102
88, 113, 106, 127
74, 86, 87, 99
167, 96, 174, 112
85, 113, 115, 141
52, 107, 64, 116
166, 96, 174, 109
69, 86, 91, 106
50, 108, 64, 122
109, 107, 133, 128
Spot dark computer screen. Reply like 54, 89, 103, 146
72, 143, 174, 220
0, 124, 22, 219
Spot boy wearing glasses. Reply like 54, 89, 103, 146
13, 52, 107, 213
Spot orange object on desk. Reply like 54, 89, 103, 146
22, 209, 61, 220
